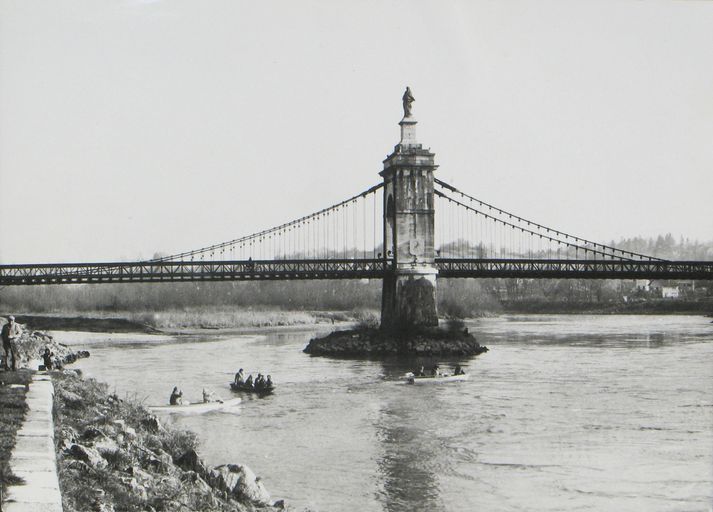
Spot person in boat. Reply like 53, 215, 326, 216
454, 365, 465, 376
234, 368, 245, 385
169, 386, 184, 405
254, 373, 264, 390
244, 374, 254, 389
202, 388, 218, 403
265, 375, 273, 389
415, 366, 425, 377
430, 364, 440, 377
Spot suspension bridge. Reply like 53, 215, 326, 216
1, 90, 711, 327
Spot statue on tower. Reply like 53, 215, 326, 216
402, 86, 415, 118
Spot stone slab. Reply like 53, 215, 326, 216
10, 449, 55, 462
26, 385, 52, 391
26, 381, 51, 389
4, 484, 62, 504
24, 399, 52, 411
25, 388, 52, 397
16, 427, 54, 439
12, 434, 54, 455
27, 381, 51, 387
23, 407, 53, 418
19, 418, 54, 431
11, 469, 59, 489
24, 392, 51, 399
3, 501, 63, 512
25, 391, 51, 400
10, 456, 57, 473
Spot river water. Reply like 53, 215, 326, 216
53, 315, 713, 511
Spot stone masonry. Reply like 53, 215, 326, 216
380, 89, 439, 330
3, 372, 62, 512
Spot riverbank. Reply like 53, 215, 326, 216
500, 299, 713, 315
52, 371, 285, 512
10, 308, 374, 334
8, 300, 711, 339
0, 325, 89, 508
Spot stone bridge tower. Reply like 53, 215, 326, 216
380, 88, 439, 331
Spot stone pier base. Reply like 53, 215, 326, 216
304, 325, 488, 358
380, 270, 439, 331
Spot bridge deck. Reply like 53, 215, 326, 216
1, 258, 712, 285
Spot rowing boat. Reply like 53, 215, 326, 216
229, 382, 274, 395
404, 373, 469, 385
149, 397, 241, 414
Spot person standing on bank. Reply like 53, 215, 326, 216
1, 316, 22, 371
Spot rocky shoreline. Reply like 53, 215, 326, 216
5, 328, 90, 370
304, 325, 489, 357
53, 371, 286, 512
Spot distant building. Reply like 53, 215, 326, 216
648, 280, 697, 299
677, 280, 696, 292
661, 286, 680, 299
649, 280, 664, 292
634, 279, 650, 291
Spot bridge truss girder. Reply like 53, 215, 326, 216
1, 258, 712, 286
436, 259, 713, 280
0, 259, 387, 286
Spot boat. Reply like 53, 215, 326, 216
149, 397, 241, 414
229, 382, 274, 395
404, 373, 469, 385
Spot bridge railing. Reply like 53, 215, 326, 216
0, 259, 387, 285
435, 258, 713, 280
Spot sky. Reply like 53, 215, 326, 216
1, 0, 712, 264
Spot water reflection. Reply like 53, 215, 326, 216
373, 359, 481, 512
375, 399, 444, 512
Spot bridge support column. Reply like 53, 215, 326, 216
380, 89, 439, 331
381, 269, 439, 331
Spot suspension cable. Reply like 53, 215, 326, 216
435, 178, 663, 261
150, 183, 383, 262
434, 190, 634, 261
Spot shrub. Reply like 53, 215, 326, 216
353, 308, 380, 330
159, 429, 199, 461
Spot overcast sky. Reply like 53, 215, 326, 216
1, 0, 711, 264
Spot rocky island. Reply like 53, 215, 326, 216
304, 322, 488, 357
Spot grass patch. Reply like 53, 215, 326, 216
130, 308, 320, 330
127, 307, 371, 330
0, 369, 32, 493
15, 307, 369, 332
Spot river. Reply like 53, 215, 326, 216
52, 315, 713, 511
